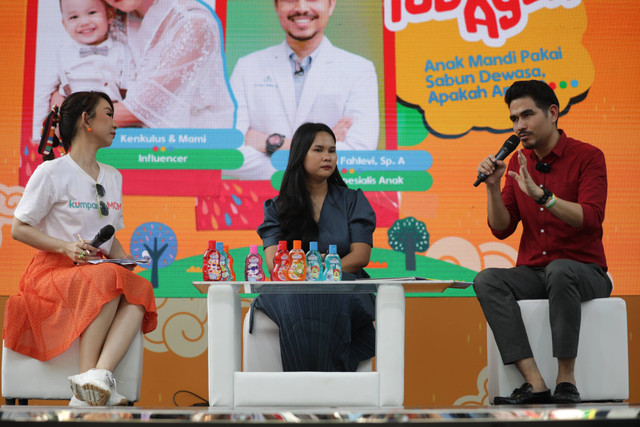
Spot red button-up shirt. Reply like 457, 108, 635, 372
490, 130, 608, 271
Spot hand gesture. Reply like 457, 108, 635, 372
507, 150, 542, 198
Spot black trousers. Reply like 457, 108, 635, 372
251, 293, 375, 372
473, 259, 612, 365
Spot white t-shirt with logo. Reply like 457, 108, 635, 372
14, 155, 124, 255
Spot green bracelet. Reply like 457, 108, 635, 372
545, 194, 557, 209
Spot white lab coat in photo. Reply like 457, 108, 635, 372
226, 37, 379, 180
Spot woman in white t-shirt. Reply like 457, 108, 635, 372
5, 91, 157, 407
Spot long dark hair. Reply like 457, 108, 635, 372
277, 123, 347, 248
42, 91, 113, 161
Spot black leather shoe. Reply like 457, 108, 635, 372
493, 383, 552, 405
552, 382, 581, 403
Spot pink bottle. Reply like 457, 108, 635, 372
245, 245, 265, 281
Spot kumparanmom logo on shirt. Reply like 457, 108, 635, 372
68, 199, 121, 211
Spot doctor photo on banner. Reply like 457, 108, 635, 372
32, 0, 234, 137
223, 0, 385, 181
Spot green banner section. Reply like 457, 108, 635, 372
97, 149, 243, 170
141, 247, 477, 298
271, 171, 433, 191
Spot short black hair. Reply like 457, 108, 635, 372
504, 80, 559, 112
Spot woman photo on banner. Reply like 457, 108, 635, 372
105, 0, 234, 129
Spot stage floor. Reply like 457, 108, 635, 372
1, 404, 639, 425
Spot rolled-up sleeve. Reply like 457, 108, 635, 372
348, 190, 376, 246
578, 149, 607, 232
256, 198, 282, 248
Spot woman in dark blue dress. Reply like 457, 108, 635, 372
254, 123, 376, 372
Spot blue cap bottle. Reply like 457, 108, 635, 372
324, 244, 341, 281
306, 241, 323, 281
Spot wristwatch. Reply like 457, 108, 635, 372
266, 133, 285, 156
535, 185, 553, 205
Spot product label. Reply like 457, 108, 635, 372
246, 260, 262, 281
307, 254, 321, 280
276, 254, 290, 281
288, 261, 305, 280
325, 258, 342, 281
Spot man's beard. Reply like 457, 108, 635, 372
519, 134, 537, 149
287, 30, 319, 42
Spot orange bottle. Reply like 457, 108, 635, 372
224, 245, 235, 281
287, 240, 306, 281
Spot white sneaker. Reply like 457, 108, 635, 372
107, 390, 129, 406
68, 395, 90, 407
101, 371, 129, 406
68, 369, 111, 406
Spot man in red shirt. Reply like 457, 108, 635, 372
474, 80, 612, 404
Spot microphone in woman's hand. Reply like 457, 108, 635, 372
89, 225, 115, 248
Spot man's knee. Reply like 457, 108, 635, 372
473, 268, 502, 297
545, 259, 586, 301
546, 259, 580, 287
546, 259, 611, 301
546, 259, 577, 274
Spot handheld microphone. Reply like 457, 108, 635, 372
473, 135, 521, 187
89, 225, 115, 248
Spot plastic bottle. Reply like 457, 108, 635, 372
324, 244, 342, 281
306, 241, 323, 281
224, 244, 235, 281
245, 245, 265, 281
216, 242, 230, 281
271, 240, 290, 281
287, 240, 307, 281
203, 240, 222, 281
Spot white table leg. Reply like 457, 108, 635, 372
376, 284, 405, 407
207, 284, 241, 407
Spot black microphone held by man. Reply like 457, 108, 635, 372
473, 135, 521, 187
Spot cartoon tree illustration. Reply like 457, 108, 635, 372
387, 217, 429, 271
130, 222, 177, 288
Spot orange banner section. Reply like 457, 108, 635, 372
0, 0, 639, 296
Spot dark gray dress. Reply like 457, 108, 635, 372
253, 185, 376, 371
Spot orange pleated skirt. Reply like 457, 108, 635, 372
3, 252, 158, 361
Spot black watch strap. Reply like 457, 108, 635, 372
535, 186, 553, 205
266, 133, 285, 156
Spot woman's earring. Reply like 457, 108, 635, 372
87, 127, 92, 132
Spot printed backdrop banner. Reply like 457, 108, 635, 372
0, 0, 638, 297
